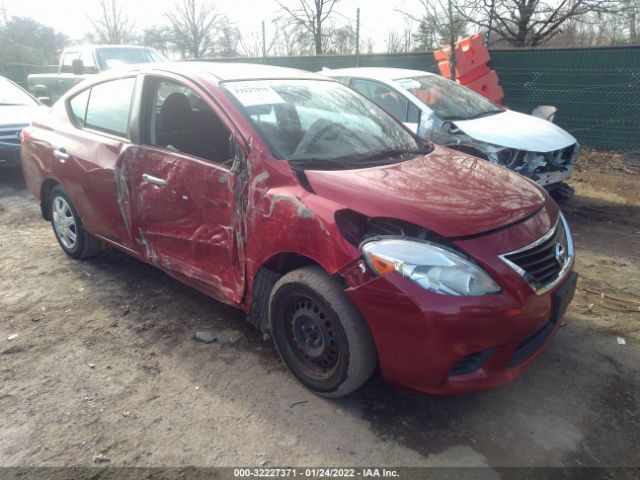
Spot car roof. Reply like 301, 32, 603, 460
320, 67, 435, 82
95, 61, 330, 83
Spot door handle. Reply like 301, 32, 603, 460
53, 148, 70, 163
142, 173, 167, 186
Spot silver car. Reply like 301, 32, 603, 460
321, 67, 578, 198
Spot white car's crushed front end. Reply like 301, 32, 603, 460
439, 109, 579, 196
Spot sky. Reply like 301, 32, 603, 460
2, 0, 420, 52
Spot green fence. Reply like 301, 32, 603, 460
212, 46, 640, 151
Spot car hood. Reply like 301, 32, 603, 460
0, 105, 42, 127
305, 146, 547, 238
452, 109, 576, 152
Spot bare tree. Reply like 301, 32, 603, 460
142, 26, 174, 57
385, 31, 404, 53
218, 24, 241, 57
272, 19, 315, 55
166, 0, 225, 58
276, 0, 340, 54
624, 0, 639, 42
401, 0, 467, 78
461, 0, 617, 47
328, 24, 356, 54
239, 29, 277, 57
88, 0, 135, 44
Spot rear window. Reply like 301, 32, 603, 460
67, 77, 136, 138
68, 88, 90, 125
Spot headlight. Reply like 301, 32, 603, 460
361, 238, 501, 296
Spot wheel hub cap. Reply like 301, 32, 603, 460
52, 197, 77, 249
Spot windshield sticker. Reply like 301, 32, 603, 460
227, 83, 285, 106
397, 79, 421, 90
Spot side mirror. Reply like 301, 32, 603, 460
71, 59, 85, 76
417, 111, 436, 139
37, 97, 52, 107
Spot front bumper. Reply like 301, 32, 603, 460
346, 262, 577, 396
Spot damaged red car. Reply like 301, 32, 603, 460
20, 63, 577, 398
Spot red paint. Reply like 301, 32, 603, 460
20, 63, 576, 396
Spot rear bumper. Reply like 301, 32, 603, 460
347, 269, 577, 396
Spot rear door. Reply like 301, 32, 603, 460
119, 75, 247, 304
56, 76, 139, 251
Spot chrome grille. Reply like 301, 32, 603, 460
500, 215, 574, 294
0, 124, 25, 147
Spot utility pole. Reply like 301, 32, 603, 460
448, 0, 456, 81
486, 0, 495, 47
261, 20, 267, 63
355, 7, 361, 66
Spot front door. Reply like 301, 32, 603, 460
120, 76, 247, 305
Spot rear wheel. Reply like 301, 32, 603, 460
269, 266, 377, 398
50, 186, 102, 259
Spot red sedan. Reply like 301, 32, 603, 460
20, 62, 577, 397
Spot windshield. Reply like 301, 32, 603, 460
0, 78, 38, 106
223, 79, 421, 167
396, 75, 503, 121
96, 48, 165, 70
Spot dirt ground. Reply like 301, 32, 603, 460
0, 150, 639, 470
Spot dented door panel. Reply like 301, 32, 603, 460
119, 145, 244, 305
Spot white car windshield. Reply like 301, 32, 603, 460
396, 75, 503, 121
96, 48, 165, 70
223, 79, 424, 168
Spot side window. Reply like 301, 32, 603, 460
60, 52, 79, 74
79, 50, 98, 74
147, 79, 232, 167
85, 77, 136, 137
407, 103, 421, 124
68, 88, 90, 126
350, 79, 409, 122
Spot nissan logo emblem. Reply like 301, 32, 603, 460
555, 242, 567, 265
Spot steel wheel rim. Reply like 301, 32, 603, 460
283, 293, 340, 380
52, 196, 77, 250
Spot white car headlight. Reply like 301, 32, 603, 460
361, 238, 501, 296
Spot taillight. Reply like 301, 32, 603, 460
20, 128, 31, 143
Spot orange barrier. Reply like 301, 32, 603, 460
434, 33, 504, 105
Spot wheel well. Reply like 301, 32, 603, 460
246, 253, 324, 333
262, 252, 321, 274
40, 179, 59, 220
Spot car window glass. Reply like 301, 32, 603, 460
396, 75, 503, 120
96, 48, 156, 69
60, 52, 79, 74
407, 102, 421, 123
85, 78, 136, 137
350, 79, 409, 122
148, 79, 232, 167
68, 88, 90, 125
79, 50, 98, 74
224, 79, 419, 165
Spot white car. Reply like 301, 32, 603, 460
320, 67, 578, 198
0, 76, 44, 168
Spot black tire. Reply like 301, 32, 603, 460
269, 266, 377, 398
49, 185, 103, 259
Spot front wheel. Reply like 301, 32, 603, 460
269, 266, 377, 398
50, 186, 102, 259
